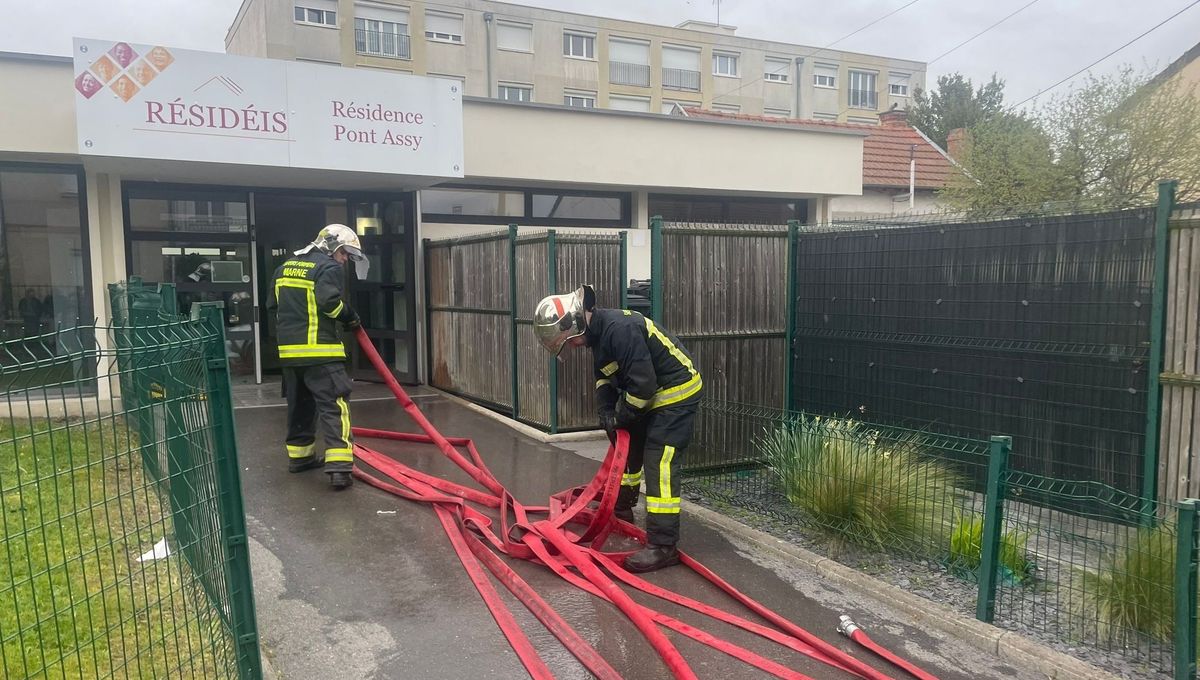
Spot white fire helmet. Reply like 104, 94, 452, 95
533, 285, 596, 357
296, 224, 370, 280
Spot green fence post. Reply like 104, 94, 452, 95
547, 230, 559, 434
156, 284, 197, 565
509, 224, 520, 420
1144, 179, 1178, 515
784, 220, 800, 413
423, 238, 433, 387
650, 215, 663, 321
619, 230, 629, 310
976, 435, 1012, 624
129, 283, 164, 481
1175, 499, 1199, 680
194, 302, 263, 680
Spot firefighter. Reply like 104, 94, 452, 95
269, 224, 368, 490
533, 285, 702, 573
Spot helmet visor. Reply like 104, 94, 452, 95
342, 244, 370, 280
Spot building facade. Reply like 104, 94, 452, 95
678, 107, 957, 219
0, 43, 866, 393
226, 0, 926, 122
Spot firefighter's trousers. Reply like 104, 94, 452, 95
283, 363, 354, 473
616, 402, 698, 547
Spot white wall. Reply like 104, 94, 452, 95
829, 188, 943, 220
463, 100, 864, 196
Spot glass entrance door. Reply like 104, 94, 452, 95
124, 185, 256, 380
348, 198, 417, 384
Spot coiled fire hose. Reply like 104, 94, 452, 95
352, 328, 937, 680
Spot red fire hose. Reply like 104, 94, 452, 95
351, 328, 937, 680
838, 616, 939, 680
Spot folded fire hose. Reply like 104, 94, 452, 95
351, 328, 937, 680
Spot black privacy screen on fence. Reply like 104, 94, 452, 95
425, 227, 624, 432
791, 209, 1157, 495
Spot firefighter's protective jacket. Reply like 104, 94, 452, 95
588, 308, 703, 425
269, 250, 357, 365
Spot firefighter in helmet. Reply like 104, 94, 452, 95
269, 224, 368, 489
534, 285, 703, 572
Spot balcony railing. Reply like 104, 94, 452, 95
609, 61, 650, 87
849, 89, 878, 110
662, 67, 701, 92
355, 29, 411, 59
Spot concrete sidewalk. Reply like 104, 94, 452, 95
236, 386, 1024, 680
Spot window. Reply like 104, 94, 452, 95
295, 2, 337, 26
849, 70, 877, 109
354, 15, 410, 58
425, 11, 463, 44
764, 57, 790, 83
649, 194, 806, 225
563, 90, 596, 108
563, 31, 594, 59
422, 187, 630, 226
498, 84, 532, 102
847, 116, 878, 125
608, 95, 650, 112
128, 191, 249, 233
662, 45, 702, 91
421, 188, 523, 217
814, 63, 838, 89
609, 38, 650, 87
496, 21, 532, 52
711, 103, 740, 113
661, 101, 693, 114
813, 112, 838, 121
532, 193, 622, 220
888, 72, 910, 97
764, 107, 792, 118
0, 168, 92, 350
712, 52, 739, 77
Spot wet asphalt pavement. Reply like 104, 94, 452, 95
233, 382, 1024, 680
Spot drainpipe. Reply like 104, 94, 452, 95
794, 56, 804, 117
908, 144, 917, 210
483, 12, 495, 98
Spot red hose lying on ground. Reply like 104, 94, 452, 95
838, 617, 939, 680
351, 328, 937, 680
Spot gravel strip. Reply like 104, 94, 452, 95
684, 471, 1175, 679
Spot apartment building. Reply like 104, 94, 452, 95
226, 0, 926, 122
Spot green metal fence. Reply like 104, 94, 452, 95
0, 280, 260, 679
683, 400, 1200, 678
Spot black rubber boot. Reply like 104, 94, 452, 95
623, 545, 680, 573
329, 471, 353, 490
615, 485, 639, 524
288, 456, 324, 473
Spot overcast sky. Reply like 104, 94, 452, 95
2, 0, 1197, 108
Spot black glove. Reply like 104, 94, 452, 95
599, 409, 618, 445
343, 308, 361, 330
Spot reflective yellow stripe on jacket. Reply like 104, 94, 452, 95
621, 318, 702, 411
275, 278, 345, 360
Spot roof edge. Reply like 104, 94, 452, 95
463, 97, 871, 137
0, 51, 72, 64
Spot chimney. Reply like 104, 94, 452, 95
946, 128, 969, 159
878, 107, 908, 127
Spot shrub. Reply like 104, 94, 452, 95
1073, 522, 1175, 644
948, 513, 1034, 584
759, 415, 961, 554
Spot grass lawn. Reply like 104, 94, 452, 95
0, 416, 235, 679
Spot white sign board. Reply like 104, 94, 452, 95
71, 38, 464, 178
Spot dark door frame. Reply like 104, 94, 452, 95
122, 181, 419, 386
